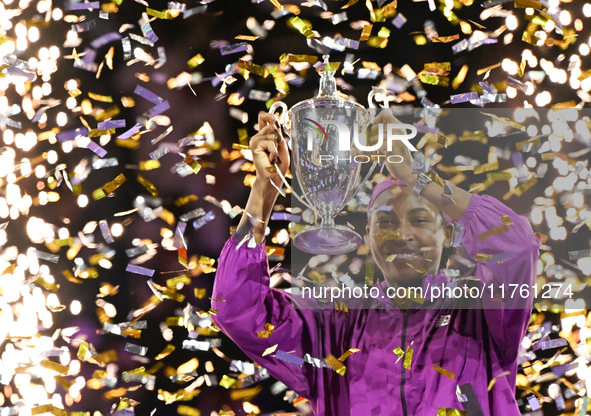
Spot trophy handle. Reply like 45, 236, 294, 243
268, 101, 291, 138
368, 89, 390, 108
268, 102, 316, 212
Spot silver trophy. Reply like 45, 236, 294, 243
270, 56, 388, 255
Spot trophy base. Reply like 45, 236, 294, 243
293, 225, 362, 255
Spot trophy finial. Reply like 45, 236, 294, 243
317, 55, 338, 99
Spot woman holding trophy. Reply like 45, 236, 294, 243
211, 96, 541, 414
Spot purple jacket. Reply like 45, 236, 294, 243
212, 194, 541, 416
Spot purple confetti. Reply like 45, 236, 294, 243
97, 119, 126, 130
533, 338, 568, 351
270, 212, 291, 221
147, 100, 170, 117
125, 264, 155, 277
139, 14, 159, 43
6, 67, 35, 81
82, 48, 97, 65
211, 69, 237, 87
274, 350, 305, 367
134, 85, 163, 104
485, 250, 516, 264
118, 123, 143, 139
441, 194, 456, 205
193, 211, 215, 230
56, 127, 89, 142
32, 106, 50, 123
86, 140, 107, 158
450, 92, 479, 104
99, 220, 114, 244
414, 124, 440, 134
90, 32, 123, 49
220, 42, 248, 56
69, 1, 100, 10
392, 13, 407, 29
527, 395, 540, 411
334, 36, 359, 50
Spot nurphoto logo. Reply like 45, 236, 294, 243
305, 119, 419, 164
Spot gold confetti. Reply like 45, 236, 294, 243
337, 348, 360, 362
139, 160, 161, 170
362, 61, 382, 71
373, 230, 402, 241
146, 8, 174, 19
360, 24, 372, 41
279, 53, 318, 66
403, 346, 413, 370
219, 374, 238, 389
269, 0, 284, 10
262, 344, 278, 356
235, 35, 258, 41
437, 409, 466, 416
230, 386, 262, 401
177, 358, 199, 374
341, 0, 359, 8
452, 65, 469, 89
386, 254, 398, 262
431, 35, 460, 43
487, 370, 510, 391
88, 92, 113, 102
187, 53, 205, 69
238, 59, 269, 78
288, 16, 315, 39
41, 359, 70, 375
31, 405, 68, 416
473, 161, 499, 175
155, 344, 175, 360
432, 364, 455, 379
365, 262, 375, 286
476, 63, 501, 76
89, 128, 115, 137
475, 253, 494, 262
514, 0, 541, 7
325, 354, 346, 376
137, 174, 159, 198
177, 405, 200, 416
420, 73, 449, 87
174, 195, 198, 206
335, 301, 349, 312
257, 323, 275, 338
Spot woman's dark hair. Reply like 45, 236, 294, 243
439, 246, 456, 271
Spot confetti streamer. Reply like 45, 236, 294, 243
126, 264, 155, 277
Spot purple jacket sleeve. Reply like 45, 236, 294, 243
457, 193, 541, 365
211, 234, 318, 399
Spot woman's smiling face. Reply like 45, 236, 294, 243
366, 185, 454, 288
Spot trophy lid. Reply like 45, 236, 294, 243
288, 55, 366, 114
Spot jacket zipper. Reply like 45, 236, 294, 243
401, 309, 409, 416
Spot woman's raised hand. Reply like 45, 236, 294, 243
250, 112, 290, 185
367, 110, 414, 182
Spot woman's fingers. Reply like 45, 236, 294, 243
257, 112, 276, 131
